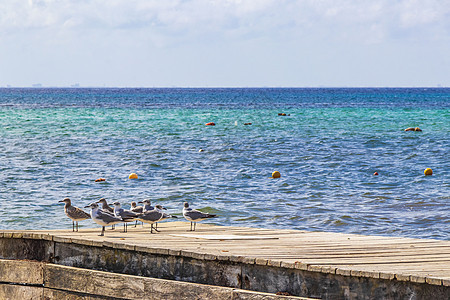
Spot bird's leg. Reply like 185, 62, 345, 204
150, 224, 154, 234
189, 222, 193, 231
153, 222, 160, 232
72, 221, 75, 232
134, 220, 137, 227
194, 222, 196, 231
100, 226, 105, 236
76, 221, 79, 232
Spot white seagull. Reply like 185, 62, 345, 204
84, 202, 123, 236
182, 202, 217, 231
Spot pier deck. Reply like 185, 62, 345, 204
1, 221, 449, 299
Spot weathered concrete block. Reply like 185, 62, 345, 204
43, 288, 116, 299
54, 242, 242, 289
53, 236, 71, 244
425, 277, 442, 285
0, 238, 54, 262
0, 283, 43, 300
0, 259, 44, 285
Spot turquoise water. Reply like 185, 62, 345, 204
0, 88, 449, 239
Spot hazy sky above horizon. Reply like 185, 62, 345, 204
1, 0, 449, 87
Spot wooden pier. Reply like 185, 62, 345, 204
0, 221, 449, 299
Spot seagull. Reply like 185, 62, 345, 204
84, 202, 124, 236
137, 208, 164, 234
138, 199, 154, 212
130, 201, 143, 227
96, 198, 114, 213
182, 202, 217, 231
59, 198, 90, 232
154, 204, 178, 230
112, 202, 141, 232
96, 198, 116, 229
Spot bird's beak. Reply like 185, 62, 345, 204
163, 207, 167, 210
138, 201, 143, 204
84, 205, 90, 208
58, 200, 64, 203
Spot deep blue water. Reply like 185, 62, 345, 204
0, 88, 449, 239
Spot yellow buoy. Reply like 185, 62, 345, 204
271, 171, 281, 179
424, 168, 433, 176
129, 173, 138, 179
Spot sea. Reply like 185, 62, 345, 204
0, 88, 448, 240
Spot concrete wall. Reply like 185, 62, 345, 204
0, 235, 448, 299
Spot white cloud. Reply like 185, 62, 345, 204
1, 0, 448, 43
0, 0, 449, 87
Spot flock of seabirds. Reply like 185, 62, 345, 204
59, 198, 217, 236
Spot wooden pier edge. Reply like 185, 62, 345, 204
0, 222, 449, 299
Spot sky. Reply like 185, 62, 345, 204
0, 0, 449, 87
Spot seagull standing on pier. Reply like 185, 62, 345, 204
59, 198, 91, 232
182, 202, 217, 231
96, 198, 116, 230
137, 209, 162, 233
84, 202, 123, 236
112, 202, 141, 232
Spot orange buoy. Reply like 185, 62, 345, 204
205, 122, 215, 126
424, 168, 433, 176
129, 173, 138, 179
373, 172, 378, 176
95, 178, 106, 182
271, 171, 281, 178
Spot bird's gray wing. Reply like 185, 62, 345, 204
185, 209, 211, 220
139, 210, 162, 222
121, 210, 140, 218
98, 210, 122, 222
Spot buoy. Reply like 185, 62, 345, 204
129, 173, 138, 179
205, 122, 215, 126
271, 171, 281, 179
373, 172, 378, 176
244, 123, 252, 125
424, 168, 433, 176
199, 149, 204, 152
404, 127, 422, 131
95, 178, 106, 182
